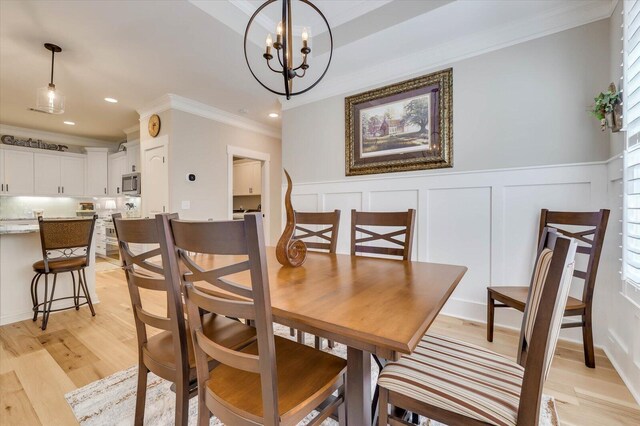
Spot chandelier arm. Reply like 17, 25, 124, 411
266, 58, 283, 74
276, 48, 285, 69
291, 58, 307, 72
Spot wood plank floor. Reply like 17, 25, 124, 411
1, 266, 639, 425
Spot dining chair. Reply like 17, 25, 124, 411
290, 209, 341, 349
350, 209, 416, 420
31, 216, 97, 330
112, 214, 256, 426
378, 229, 578, 426
351, 209, 416, 260
158, 212, 347, 426
487, 209, 609, 367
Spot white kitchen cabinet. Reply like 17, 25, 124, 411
108, 152, 127, 196
0, 148, 34, 195
34, 152, 85, 196
85, 148, 108, 196
233, 161, 261, 196
60, 157, 85, 196
34, 153, 62, 195
125, 141, 140, 173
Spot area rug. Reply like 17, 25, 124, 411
65, 325, 560, 425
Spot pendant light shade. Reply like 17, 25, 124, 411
36, 43, 65, 114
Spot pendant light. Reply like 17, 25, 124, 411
36, 43, 65, 114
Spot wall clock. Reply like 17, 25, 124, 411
148, 114, 161, 137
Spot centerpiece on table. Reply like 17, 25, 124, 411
276, 169, 307, 267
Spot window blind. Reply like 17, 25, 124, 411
624, 0, 640, 287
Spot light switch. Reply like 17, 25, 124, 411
181, 200, 190, 210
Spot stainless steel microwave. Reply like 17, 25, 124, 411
122, 173, 141, 195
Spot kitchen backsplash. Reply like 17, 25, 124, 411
0, 196, 141, 219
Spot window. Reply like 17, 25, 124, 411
623, 0, 640, 294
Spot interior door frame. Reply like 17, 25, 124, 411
227, 145, 271, 244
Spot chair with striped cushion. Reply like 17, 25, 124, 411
377, 228, 577, 426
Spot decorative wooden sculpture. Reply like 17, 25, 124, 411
276, 169, 307, 267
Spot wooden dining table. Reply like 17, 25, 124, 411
196, 247, 467, 425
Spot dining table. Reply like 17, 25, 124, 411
196, 246, 468, 425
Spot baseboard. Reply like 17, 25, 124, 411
603, 344, 640, 405
0, 297, 100, 326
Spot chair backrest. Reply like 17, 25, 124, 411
517, 229, 577, 425
538, 209, 609, 306
112, 213, 188, 380
157, 213, 279, 425
350, 209, 416, 260
293, 210, 341, 253
37, 215, 97, 272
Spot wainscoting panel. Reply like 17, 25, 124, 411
285, 161, 609, 344
291, 193, 319, 212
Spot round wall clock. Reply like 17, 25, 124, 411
148, 114, 161, 137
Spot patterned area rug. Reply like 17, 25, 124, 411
65, 324, 559, 425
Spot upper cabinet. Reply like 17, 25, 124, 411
0, 149, 34, 195
233, 161, 262, 196
34, 152, 85, 196
108, 152, 127, 196
85, 148, 108, 196
125, 141, 140, 173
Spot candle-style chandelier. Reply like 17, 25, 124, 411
244, 0, 333, 100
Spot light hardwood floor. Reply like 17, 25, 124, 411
1, 267, 639, 426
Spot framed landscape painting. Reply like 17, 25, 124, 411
345, 68, 452, 176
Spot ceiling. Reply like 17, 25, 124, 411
0, 0, 614, 142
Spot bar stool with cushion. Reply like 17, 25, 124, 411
158, 213, 347, 426
31, 215, 97, 330
113, 214, 256, 426
487, 209, 609, 367
378, 229, 578, 426
290, 209, 341, 349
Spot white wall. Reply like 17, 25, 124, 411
0, 124, 117, 151
283, 20, 611, 184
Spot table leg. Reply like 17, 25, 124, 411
346, 346, 372, 426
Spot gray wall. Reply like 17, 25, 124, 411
168, 110, 282, 243
283, 20, 611, 183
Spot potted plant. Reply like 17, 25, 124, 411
591, 85, 622, 131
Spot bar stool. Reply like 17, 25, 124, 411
31, 215, 97, 330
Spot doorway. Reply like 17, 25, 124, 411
227, 146, 271, 243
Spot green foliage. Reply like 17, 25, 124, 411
591, 90, 620, 120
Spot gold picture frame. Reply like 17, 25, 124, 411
345, 68, 453, 176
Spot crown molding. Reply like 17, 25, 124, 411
0, 123, 115, 147
137, 94, 281, 139
123, 124, 140, 135
281, 0, 616, 110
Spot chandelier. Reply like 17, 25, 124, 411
36, 43, 65, 114
244, 0, 333, 100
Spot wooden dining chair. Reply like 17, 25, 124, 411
378, 229, 578, 426
351, 209, 416, 260
487, 209, 609, 368
290, 209, 341, 349
112, 214, 256, 426
350, 209, 416, 420
158, 213, 347, 426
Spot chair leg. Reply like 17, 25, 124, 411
378, 387, 389, 426
290, 327, 295, 337
583, 313, 596, 368
314, 336, 321, 349
197, 389, 210, 426
71, 271, 79, 310
80, 268, 96, 316
487, 289, 495, 342
42, 274, 57, 330
297, 331, 306, 344
134, 364, 148, 426
31, 274, 42, 322
328, 339, 335, 349
175, 376, 189, 426
338, 398, 347, 426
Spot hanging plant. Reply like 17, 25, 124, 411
591, 87, 621, 131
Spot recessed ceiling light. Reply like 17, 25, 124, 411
268, 112, 279, 118
63, 121, 75, 125
104, 97, 118, 103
